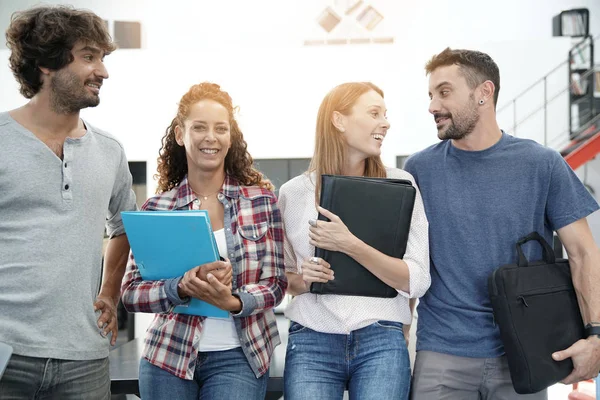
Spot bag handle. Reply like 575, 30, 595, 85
516, 231, 556, 267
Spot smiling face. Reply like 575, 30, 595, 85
175, 99, 232, 175
428, 64, 480, 141
337, 89, 390, 160
47, 41, 108, 114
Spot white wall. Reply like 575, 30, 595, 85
1, 0, 595, 187
1, 0, 600, 48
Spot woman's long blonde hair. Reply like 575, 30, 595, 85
309, 82, 387, 201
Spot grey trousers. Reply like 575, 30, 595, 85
0, 354, 110, 400
411, 351, 548, 400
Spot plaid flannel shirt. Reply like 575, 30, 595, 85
121, 175, 287, 379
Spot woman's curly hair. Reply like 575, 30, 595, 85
156, 82, 272, 193
5, 5, 115, 99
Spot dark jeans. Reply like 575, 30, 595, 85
0, 354, 109, 400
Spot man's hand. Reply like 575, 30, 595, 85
93, 295, 118, 346
553, 336, 600, 384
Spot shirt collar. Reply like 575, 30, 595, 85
174, 174, 240, 209
222, 174, 240, 199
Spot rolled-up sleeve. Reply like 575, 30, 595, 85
398, 175, 431, 299
121, 251, 182, 313
278, 184, 302, 274
106, 149, 137, 238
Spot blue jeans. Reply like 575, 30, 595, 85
139, 347, 268, 400
284, 321, 411, 400
0, 354, 109, 400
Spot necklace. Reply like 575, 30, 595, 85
196, 187, 221, 201
194, 179, 225, 206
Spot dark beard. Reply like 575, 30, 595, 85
49, 71, 100, 114
437, 96, 480, 141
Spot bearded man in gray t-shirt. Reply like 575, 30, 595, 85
0, 5, 137, 399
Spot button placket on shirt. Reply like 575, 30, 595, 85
61, 141, 73, 203
218, 194, 239, 285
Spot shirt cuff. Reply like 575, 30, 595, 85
165, 277, 190, 306
107, 224, 126, 239
230, 292, 257, 318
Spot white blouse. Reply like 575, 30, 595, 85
278, 168, 430, 334
198, 229, 241, 351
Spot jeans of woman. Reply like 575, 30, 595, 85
139, 347, 268, 400
284, 320, 411, 400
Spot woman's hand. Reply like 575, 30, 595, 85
177, 261, 238, 311
178, 268, 241, 312
308, 206, 357, 253
300, 256, 333, 286
199, 273, 242, 312
196, 260, 233, 288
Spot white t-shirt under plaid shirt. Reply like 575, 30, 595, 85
278, 168, 430, 334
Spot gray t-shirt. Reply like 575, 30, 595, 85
404, 132, 599, 358
0, 111, 137, 360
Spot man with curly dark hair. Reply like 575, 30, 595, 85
0, 5, 137, 399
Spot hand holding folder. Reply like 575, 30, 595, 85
121, 210, 229, 318
194, 262, 233, 287
309, 175, 416, 298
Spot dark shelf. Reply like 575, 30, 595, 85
568, 34, 595, 139
553, 8, 589, 37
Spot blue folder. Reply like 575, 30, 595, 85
121, 210, 229, 318
0, 342, 12, 379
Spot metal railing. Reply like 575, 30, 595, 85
497, 34, 600, 151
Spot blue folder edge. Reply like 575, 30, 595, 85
0, 342, 12, 379
121, 210, 229, 318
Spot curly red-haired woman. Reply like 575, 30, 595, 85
122, 82, 287, 400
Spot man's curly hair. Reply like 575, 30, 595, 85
156, 82, 273, 193
5, 5, 115, 99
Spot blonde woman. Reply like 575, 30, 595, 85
279, 82, 430, 400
